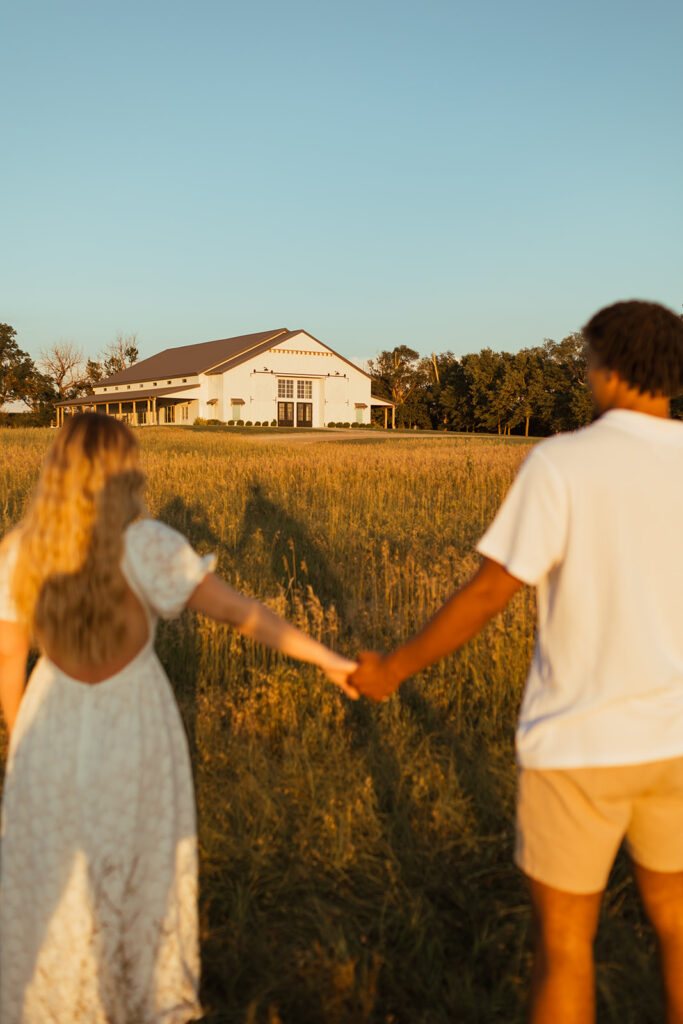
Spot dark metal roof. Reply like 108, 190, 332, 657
206, 331, 300, 375
97, 329, 290, 387
57, 384, 200, 408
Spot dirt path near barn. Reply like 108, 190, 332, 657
240, 429, 459, 445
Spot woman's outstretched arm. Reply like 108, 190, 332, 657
0, 621, 29, 736
187, 573, 358, 698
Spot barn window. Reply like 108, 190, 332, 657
296, 380, 312, 399
278, 379, 294, 399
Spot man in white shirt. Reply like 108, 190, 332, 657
351, 300, 683, 1024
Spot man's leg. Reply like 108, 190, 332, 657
632, 863, 683, 1024
527, 876, 603, 1024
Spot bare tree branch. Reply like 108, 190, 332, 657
39, 341, 87, 399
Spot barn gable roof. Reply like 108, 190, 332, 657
97, 329, 289, 387
205, 330, 300, 375
97, 327, 371, 387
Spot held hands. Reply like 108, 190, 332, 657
319, 649, 404, 703
321, 652, 360, 700
349, 652, 403, 702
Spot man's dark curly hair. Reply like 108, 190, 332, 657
582, 300, 683, 397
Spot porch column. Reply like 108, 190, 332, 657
118, 401, 122, 420
153, 397, 157, 425
391, 405, 395, 429
147, 398, 150, 425
106, 402, 109, 417
384, 408, 387, 429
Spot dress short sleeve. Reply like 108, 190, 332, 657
123, 519, 217, 619
0, 531, 21, 623
476, 446, 569, 586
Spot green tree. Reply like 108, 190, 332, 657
80, 333, 140, 394
542, 334, 593, 432
368, 346, 427, 427
418, 351, 460, 429
460, 349, 510, 433
0, 324, 40, 407
101, 332, 139, 377
439, 359, 474, 431
84, 358, 105, 391
499, 347, 554, 437
23, 372, 57, 424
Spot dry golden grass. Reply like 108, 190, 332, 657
0, 427, 662, 1023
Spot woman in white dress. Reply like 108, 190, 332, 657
0, 413, 357, 1024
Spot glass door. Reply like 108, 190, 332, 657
278, 402, 294, 426
296, 402, 312, 427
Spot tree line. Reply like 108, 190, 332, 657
369, 333, 683, 434
2, 321, 681, 431
0, 327, 139, 425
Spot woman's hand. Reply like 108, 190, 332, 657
319, 652, 359, 699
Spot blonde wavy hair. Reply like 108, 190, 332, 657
11, 413, 145, 664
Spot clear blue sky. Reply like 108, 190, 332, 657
2, 0, 682, 366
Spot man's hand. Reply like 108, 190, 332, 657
350, 651, 402, 702
321, 653, 360, 699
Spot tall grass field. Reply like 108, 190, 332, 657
0, 428, 662, 1023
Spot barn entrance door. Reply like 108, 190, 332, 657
278, 402, 294, 427
296, 402, 312, 427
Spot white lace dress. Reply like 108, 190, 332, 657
0, 519, 215, 1024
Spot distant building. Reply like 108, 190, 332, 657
0, 400, 32, 415
56, 328, 394, 428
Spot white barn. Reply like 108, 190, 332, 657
56, 328, 394, 428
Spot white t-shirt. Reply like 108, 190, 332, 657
476, 409, 683, 769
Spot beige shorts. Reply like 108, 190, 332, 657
515, 757, 683, 894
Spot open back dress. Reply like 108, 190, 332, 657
0, 518, 214, 1024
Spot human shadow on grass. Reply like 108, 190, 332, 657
233, 482, 348, 616
353, 682, 662, 1023
340, 680, 528, 1022
157, 495, 222, 552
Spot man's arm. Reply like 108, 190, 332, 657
0, 620, 30, 736
351, 557, 523, 701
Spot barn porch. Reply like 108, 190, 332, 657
56, 384, 200, 427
